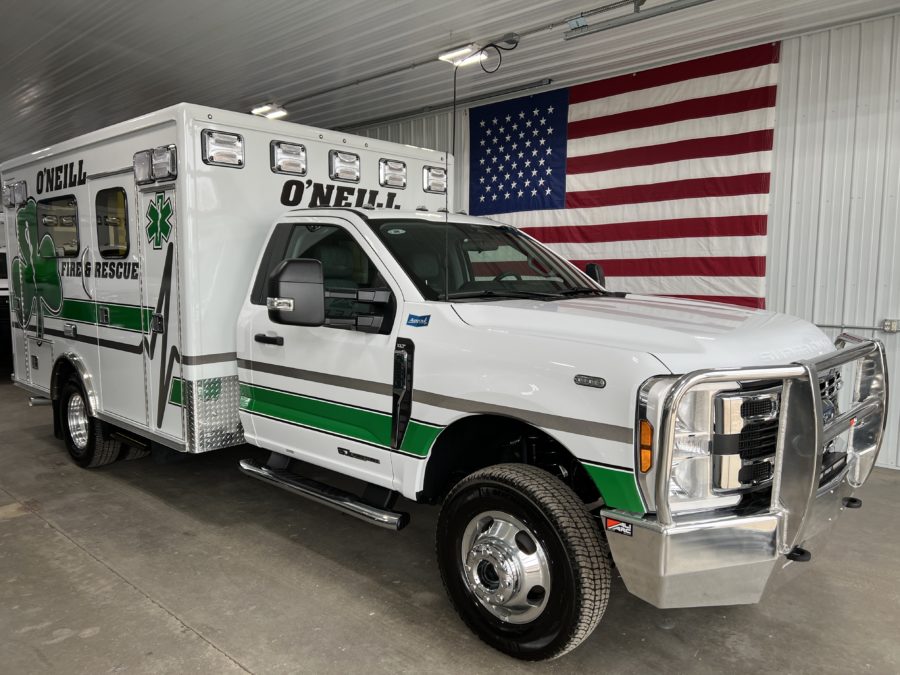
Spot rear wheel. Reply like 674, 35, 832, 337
436, 463, 610, 660
59, 378, 121, 468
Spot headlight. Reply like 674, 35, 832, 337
668, 387, 741, 514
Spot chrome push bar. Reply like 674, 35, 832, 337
654, 334, 889, 537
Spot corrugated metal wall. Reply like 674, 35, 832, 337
768, 14, 900, 469
352, 14, 900, 469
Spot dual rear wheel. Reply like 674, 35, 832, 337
58, 376, 145, 467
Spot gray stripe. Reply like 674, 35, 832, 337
237, 358, 393, 397
87, 167, 133, 180
182, 352, 237, 366
413, 390, 633, 443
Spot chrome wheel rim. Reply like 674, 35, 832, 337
460, 510, 551, 624
67, 392, 89, 451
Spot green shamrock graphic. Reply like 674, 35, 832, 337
10, 198, 63, 336
146, 193, 173, 249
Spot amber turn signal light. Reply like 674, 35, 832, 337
639, 419, 653, 473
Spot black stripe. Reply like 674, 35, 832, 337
182, 352, 237, 366
242, 380, 390, 417
237, 358, 392, 397
579, 458, 634, 473
43, 327, 143, 354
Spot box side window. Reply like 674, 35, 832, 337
96, 188, 129, 259
37, 195, 79, 258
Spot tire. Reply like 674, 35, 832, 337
436, 463, 610, 661
59, 377, 121, 468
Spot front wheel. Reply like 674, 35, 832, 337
436, 464, 610, 660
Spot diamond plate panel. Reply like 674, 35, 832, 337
185, 376, 244, 453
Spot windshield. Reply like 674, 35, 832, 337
369, 219, 594, 301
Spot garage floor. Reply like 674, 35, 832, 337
1, 380, 898, 674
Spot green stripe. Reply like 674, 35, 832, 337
55, 299, 152, 332
399, 421, 442, 457
241, 383, 393, 448
239, 383, 443, 457
170, 378, 183, 406
583, 464, 645, 514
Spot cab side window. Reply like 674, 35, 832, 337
283, 224, 392, 326
37, 196, 79, 257
96, 188, 130, 258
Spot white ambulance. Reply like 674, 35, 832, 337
1, 104, 889, 660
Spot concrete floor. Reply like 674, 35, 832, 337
0, 379, 898, 674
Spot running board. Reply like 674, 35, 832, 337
238, 458, 410, 531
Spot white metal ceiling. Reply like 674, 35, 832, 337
1, 0, 897, 163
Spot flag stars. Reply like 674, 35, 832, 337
505, 135, 511, 142
504, 154, 510, 162
546, 167, 553, 175
492, 194, 498, 201
538, 158, 545, 166
505, 114, 511, 122
538, 138, 546, 146
512, 123, 518, 131
531, 189, 538, 196
525, 120, 532, 128
547, 105, 554, 114
504, 192, 510, 199
524, 159, 531, 167
518, 171, 524, 178
532, 108, 540, 116
479, 158, 486, 165
504, 173, 510, 180
546, 147, 552, 155
545, 187, 551, 195
524, 140, 531, 148
539, 117, 546, 125
517, 190, 524, 197
479, 176, 485, 184
524, 179, 531, 187
547, 127, 554, 135
518, 111, 525, 119
492, 117, 498, 125
486, 129, 492, 136
479, 195, 485, 202
538, 178, 545, 186
479, 120, 486, 127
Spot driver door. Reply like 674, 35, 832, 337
240, 216, 401, 487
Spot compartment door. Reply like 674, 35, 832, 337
138, 186, 183, 442
88, 178, 147, 424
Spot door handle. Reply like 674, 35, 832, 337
255, 333, 284, 346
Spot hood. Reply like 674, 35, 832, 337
451, 295, 834, 373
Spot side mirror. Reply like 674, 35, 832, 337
585, 262, 605, 287
267, 259, 325, 326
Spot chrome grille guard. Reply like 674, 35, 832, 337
655, 334, 889, 553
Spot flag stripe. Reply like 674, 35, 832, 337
569, 63, 777, 123
499, 194, 770, 228
602, 275, 763, 297
569, 43, 780, 104
566, 151, 771, 193
544, 235, 765, 262
667, 295, 766, 309
568, 86, 777, 140
568, 108, 774, 158
521, 215, 768, 244
565, 173, 771, 209
573, 256, 766, 277
567, 130, 774, 174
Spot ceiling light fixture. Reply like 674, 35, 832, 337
437, 43, 486, 67
250, 103, 288, 119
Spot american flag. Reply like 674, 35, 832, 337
468, 43, 780, 308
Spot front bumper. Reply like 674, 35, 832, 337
602, 334, 888, 608
601, 472, 854, 607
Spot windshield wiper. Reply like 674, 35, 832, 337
446, 290, 562, 301
558, 286, 606, 296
